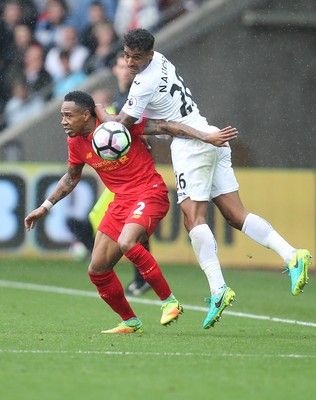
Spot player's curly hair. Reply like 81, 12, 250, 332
64, 91, 96, 117
123, 29, 154, 52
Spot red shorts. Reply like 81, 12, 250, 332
98, 185, 170, 242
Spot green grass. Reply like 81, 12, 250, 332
0, 258, 315, 400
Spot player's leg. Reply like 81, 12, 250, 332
88, 231, 143, 333
212, 144, 312, 296
171, 135, 226, 295
125, 239, 151, 296
213, 190, 295, 256
171, 134, 236, 328
120, 222, 183, 325
180, 198, 236, 329
180, 198, 227, 296
121, 224, 170, 300
213, 191, 312, 295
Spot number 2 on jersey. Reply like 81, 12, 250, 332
134, 201, 145, 215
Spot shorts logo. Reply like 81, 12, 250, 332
126, 96, 137, 109
132, 214, 141, 219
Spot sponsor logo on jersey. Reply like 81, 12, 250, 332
119, 155, 129, 164
126, 96, 137, 109
91, 154, 129, 171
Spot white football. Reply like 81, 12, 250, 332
92, 121, 131, 161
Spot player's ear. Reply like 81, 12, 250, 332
83, 109, 91, 120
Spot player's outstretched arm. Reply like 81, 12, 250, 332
201, 126, 238, 147
143, 120, 238, 147
95, 104, 137, 129
24, 165, 84, 231
94, 104, 238, 147
95, 103, 117, 123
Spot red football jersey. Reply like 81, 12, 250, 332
67, 118, 168, 197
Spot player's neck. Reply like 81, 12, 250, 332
84, 118, 97, 136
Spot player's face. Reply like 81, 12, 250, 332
60, 101, 91, 137
123, 47, 154, 75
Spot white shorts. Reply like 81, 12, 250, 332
170, 125, 239, 204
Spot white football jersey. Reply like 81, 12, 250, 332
122, 51, 208, 127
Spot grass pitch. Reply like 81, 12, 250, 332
0, 258, 315, 400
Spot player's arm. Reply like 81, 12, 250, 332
144, 120, 238, 147
95, 104, 137, 129
94, 104, 238, 147
94, 104, 151, 148
24, 164, 84, 231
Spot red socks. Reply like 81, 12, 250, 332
89, 270, 136, 320
89, 244, 172, 320
125, 243, 171, 301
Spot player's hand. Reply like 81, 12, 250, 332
24, 207, 47, 231
140, 135, 151, 151
202, 126, 238, 147
95, 103, 107, 122
94, 104, 115, 123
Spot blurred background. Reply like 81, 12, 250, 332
0, 0, 315, 268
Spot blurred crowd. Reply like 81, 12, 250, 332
0, 0, 201, 131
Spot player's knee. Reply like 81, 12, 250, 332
225, 214, 245, 230
183, 215, 207, 232
117, 237, 135, 254
181, 200, 208, 232
88, 259, 112, 275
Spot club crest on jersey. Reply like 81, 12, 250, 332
126, 95, 137, 109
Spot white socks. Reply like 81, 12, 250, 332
189, 214, 296, 296
241, 213, 295, 263
189, 224, 225, 295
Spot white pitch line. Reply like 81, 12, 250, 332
0, 349, 315, 359
1, 279, 316, 328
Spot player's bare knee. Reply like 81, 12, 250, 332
88, 260, 112, 275
117, 237, 135, 254
225, 215, 244, 230
183, 219, 193, 233
184, 214, 207, 232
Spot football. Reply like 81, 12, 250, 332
92, 121, 131, 160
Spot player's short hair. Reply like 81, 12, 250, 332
123, 29, 154, 52
64, 91, 96, 117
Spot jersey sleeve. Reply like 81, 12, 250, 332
122, 78, 154, 119
129, 117, 147, 136
67, 137, 85, 166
